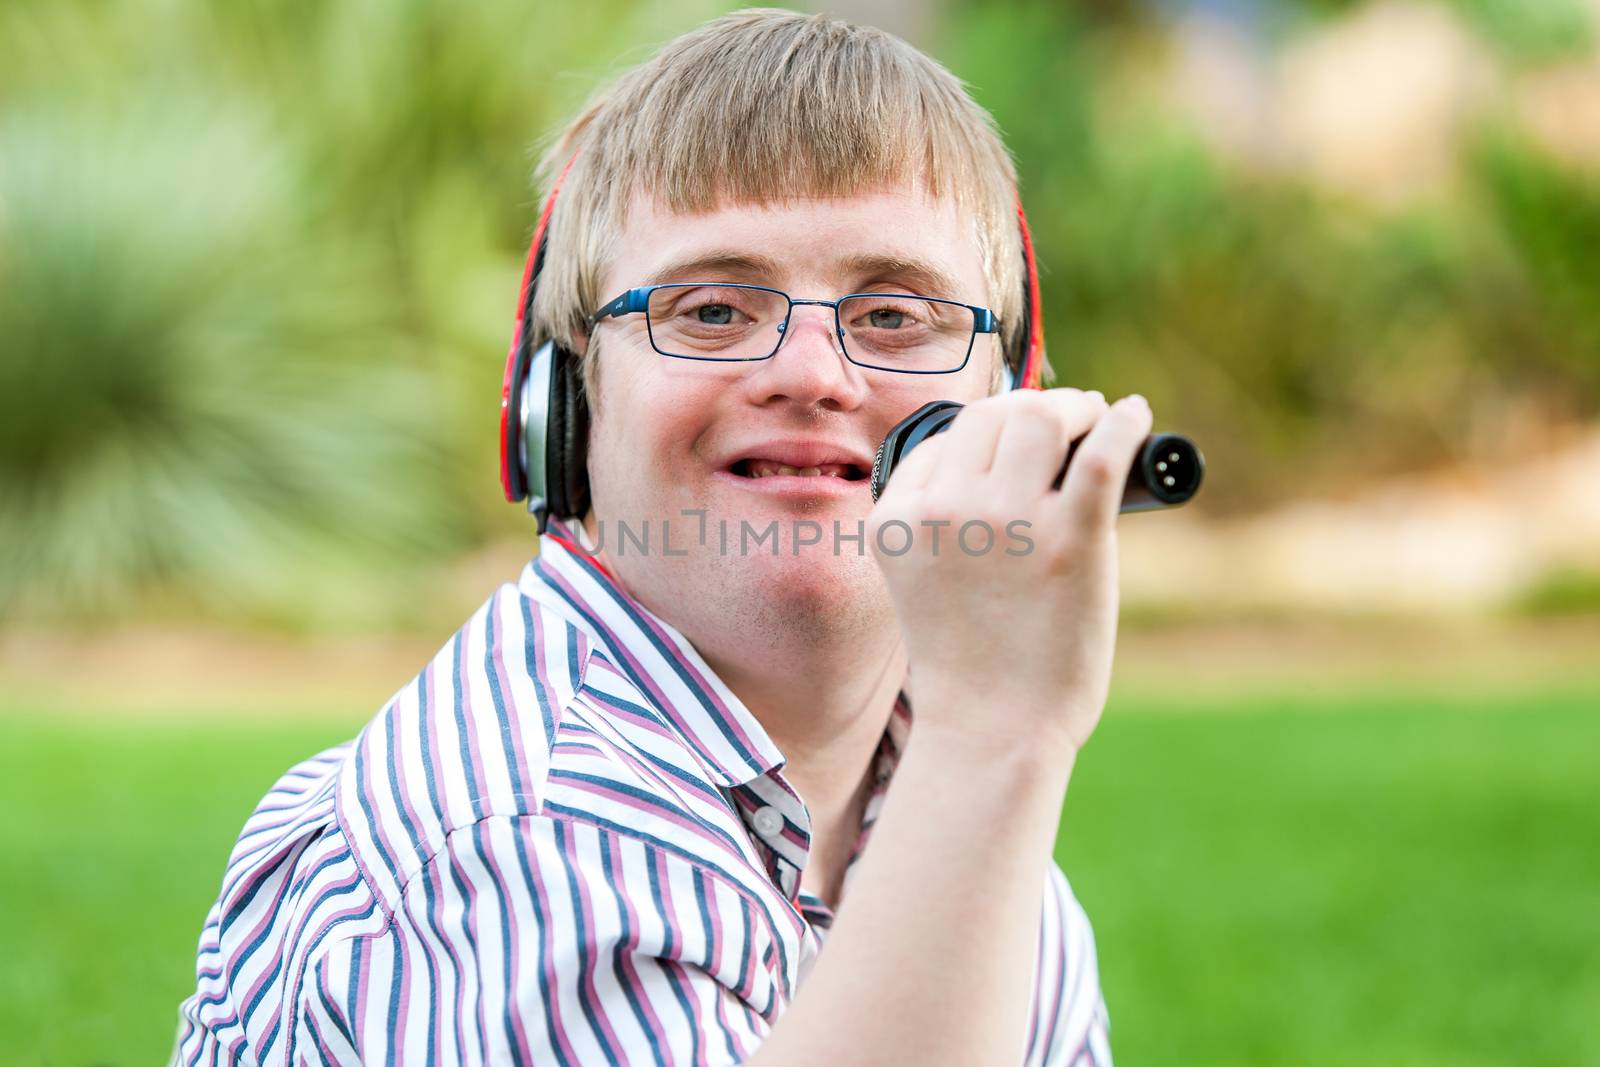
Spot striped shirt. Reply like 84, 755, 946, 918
171, 517, 1112, 1065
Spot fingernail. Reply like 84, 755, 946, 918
1126, 393, 1149, 409
1086, 390, 1106, 404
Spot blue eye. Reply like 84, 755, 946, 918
696, 304, 734, 325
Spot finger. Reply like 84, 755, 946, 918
875, 427, 949, 500
1052, 394, 1153, 537
922, 396, 1011, 486
988, 389, 1107, 504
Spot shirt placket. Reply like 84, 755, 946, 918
729, 771, 813, 902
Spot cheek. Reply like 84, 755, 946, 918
587, 357, 720, 504
871, 348, 996, 412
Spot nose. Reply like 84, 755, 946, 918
774, 301, 847, 350
740, 303, 869, 412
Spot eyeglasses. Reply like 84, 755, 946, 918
588, 283, 998, 374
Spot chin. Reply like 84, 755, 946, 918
605, 508, 895, 653
739, 541, 883, 609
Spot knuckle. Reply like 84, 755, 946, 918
1012, 392, 1074, 430
1038, 528, 1092, 573
1074, 451, 1118, 488
967, 392, 1011, 417
1043, 544, 1083, 577
1011, 405, 1063, 439
868, 508, 913, 544
1045, 388, 1107, 428
918, 492, 966, 526
1010, 389, 1054, 413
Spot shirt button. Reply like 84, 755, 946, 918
751, 806, 785, 839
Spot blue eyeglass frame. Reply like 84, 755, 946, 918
588, 282, 999, 374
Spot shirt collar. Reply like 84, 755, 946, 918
519, 516, 789, 789
875, 689, 912, 785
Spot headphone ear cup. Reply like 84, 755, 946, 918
562, 359, 591, 518
543, 342, 591, 521
511, 339, 555, 522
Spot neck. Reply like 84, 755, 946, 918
571, 510, 907, 897
705, 624, 907, 805
694, 618, 907, 906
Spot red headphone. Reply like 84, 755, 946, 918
500, 163, 1047, 531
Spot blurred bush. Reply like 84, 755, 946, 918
0, 91, 462, 623
2, 0, 1598, 627
1507, 565, 1600, 617
0, 0, 730, 627
940, 0, 1600, 508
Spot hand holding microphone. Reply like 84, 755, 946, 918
872, 400, 1204, 511
867, 389, 1173, 760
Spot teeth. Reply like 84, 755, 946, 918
746, 461, 850, 479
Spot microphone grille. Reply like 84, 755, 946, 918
869, 439, 888, 503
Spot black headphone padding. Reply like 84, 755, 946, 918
545, 342, 591, 521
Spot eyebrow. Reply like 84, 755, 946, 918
838, 254, 967, 302
646, 250, 971, 302
649, 252, 786, 285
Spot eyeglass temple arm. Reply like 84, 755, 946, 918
588, 288, 652, 326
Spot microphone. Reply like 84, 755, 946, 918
869, 400, 1205, 512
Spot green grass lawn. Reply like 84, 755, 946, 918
3, 682, 1597, 1066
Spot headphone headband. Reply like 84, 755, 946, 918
1015, 196, 1046, 391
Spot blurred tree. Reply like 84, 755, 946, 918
0, 92, 463, 621
1469, 129, 1600, 400
942, 0, 1599, 507
0, 0, 736, 627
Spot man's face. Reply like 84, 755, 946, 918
579, 186, 999, 647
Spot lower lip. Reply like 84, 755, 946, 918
712, 469, 868, 499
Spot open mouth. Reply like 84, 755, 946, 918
729, 458, 868, 481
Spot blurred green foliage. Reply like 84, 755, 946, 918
941, 1, 1600, 507
0, 0, 734, 625
1506, 564, 1600, 617
3, 0, 1599, 625
0, 95, 456, 620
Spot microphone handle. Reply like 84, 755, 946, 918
1057, 432, 1205, 512
869, 400, 1205, 511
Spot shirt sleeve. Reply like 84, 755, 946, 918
299, 812, 782, 1066
1024, 862, 1113, 1067
170, 1016, 243, 1065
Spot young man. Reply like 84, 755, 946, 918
173, 10, 1149, 1065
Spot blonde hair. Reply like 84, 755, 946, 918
529, 8, 1040, 400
